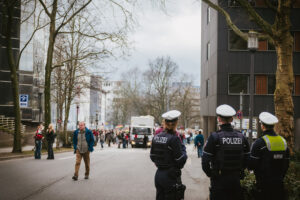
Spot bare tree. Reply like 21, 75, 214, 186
38, 0, 92, 133
172, 80, 200, 128
143, 56, 179, 122
201, 0, 297, 152
39, 0, 137, 133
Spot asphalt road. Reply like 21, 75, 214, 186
0, 144, 209, 200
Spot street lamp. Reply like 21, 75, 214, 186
38, 88, 43, 123
248, 30, 258, 145
76, 104, 79, 126
95, 111, 99, 130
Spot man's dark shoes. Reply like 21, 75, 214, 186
84, 175, 89, 179
72, 176, 78, 181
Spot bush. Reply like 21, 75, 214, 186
241, 151, 300, 200
284, 160, 300, 200
241, 170, 256, 200
58, 131, 73, 148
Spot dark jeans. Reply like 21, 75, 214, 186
122, 139, 126, 148
155, 169, 181, 200
197, 146, 203, 158
210, 174, 243, 200
47, 142, 54, 159
100, 140, 104, 148
35, 140, 42, 159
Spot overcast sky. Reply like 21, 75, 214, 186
108, 0, 202, 86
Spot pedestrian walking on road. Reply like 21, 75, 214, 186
202, 104, 250, 200
72, 121, 94, 181
34, 124, 44, 159
99, 132, 105, 149
117, 132, 123, 148
46, 124, 56, 159
150, 110, 187, 200
194, 129, 204, 158
248, 112, 290, 200
143, 134, 149, 149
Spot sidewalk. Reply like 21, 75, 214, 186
0, 143, 72, 161
0, 145, 35, 153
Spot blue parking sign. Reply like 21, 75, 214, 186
20, 94, 29, 107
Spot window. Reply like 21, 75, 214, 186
293, 0, 300, 8
294, 32, 300, 52
268, 75, 276, 94
255, 75, 276, 95
206, 42, 210, 60
229, 30, 274, 51
268, 41, 276, 50
228, 0, 240, 7
256, 75, 267, 94
255, 0, 267, 7
206, 79, 209, 97
229, 74, 249, 94
258, 40, 268, 51
229, 30, 247, 50
207, 7, 211, 24
295, 75, 300, 95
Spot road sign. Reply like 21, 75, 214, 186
19, 94, 29, 108
237, 110, 243, 119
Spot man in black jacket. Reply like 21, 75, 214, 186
150, 110, 187, 200
202, 104, 250, 200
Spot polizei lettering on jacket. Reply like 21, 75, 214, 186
154, 136, 168, 144
222, 137, 242, 145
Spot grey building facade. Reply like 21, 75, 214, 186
0, 1, 44, 123
200, 0, 300, 149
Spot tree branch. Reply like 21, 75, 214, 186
21, 0, 37, 24
236, 0, 274, 37
264, 0, 277, 11
202, 0, 248, 41
51, 50, 110, 70
38, 0, 51, 17
55, 0, 92, 36
17, 12, 50, 68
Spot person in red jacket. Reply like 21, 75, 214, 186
34, 124, 44, 159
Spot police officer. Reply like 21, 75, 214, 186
248, 112, 289, 200
150, 110, 187, 200
202, 104, 250, 200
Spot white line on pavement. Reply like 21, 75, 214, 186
58, 155, 75, 160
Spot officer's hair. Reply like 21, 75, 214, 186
165, 120, 178, 131
218, 116, 233, 124
262, 123, 274, 130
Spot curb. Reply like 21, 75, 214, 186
0, 149, 73, 161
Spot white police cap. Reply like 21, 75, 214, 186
216, 104, 236, 117
162, 110, 181, 121
259, 112, 278, 125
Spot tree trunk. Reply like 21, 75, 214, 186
43, 1, 57, 136
4, 0, 22, 153
274, 33, 294, 152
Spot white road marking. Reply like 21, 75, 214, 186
58, 155, 75, 160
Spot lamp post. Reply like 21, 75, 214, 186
248, 30, 258, 145
95, 111, 99, 130
76, 104, 79, 126
38, 88, 43, 123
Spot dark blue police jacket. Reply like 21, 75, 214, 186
73, 127, 94, 152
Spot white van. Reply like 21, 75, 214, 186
130, 115, 154, 148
